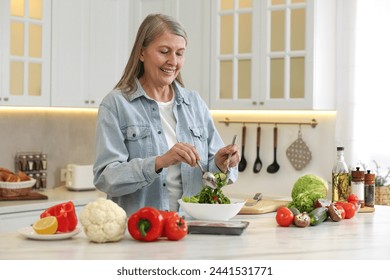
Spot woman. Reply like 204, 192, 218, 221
93, 14, 240, 215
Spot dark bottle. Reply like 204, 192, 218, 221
364, 170, 375, 207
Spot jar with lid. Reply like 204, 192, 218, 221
41, 154, 47, 170
332, 147, 350, 202
27, 155, 35, 171
19, 155, 28, 171
351, 167, 365, 207
34, 154, 42, 171
41, 172, 47, 189
364, 170, 375, 207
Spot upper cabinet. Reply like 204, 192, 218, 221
209, 0, 336, 110
0, 0, 336, 110
0, 0, 51, 106
51, 0, 129, 108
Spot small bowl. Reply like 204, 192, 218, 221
178, 198, 245, 221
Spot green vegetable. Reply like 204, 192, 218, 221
182, 172, 230, 204
309, 207, 329, 226
287, 174, 328, 213
289, 207, 300, 217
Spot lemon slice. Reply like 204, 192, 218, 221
33, 216, 58, 235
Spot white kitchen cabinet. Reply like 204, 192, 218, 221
51, 0, 129, 108
130, 0, 210, 104
209, 0, 337, 110
0, 0, 51, 107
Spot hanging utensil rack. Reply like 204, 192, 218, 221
219, 118, 318, 128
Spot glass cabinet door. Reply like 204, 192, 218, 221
0, 0, 50, 106
210, 0, 313, 110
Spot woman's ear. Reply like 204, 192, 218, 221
139, 49, 145, 62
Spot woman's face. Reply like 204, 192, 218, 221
140, 31, 186, 87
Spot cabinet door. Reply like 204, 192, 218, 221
0, 0, 51, 107
51, 0, 88, 107
51, 0, 129, 108
209, 0, 335, 110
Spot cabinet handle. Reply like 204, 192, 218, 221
259, 101, 264, 105
252, 101, 257, 105
85, 100, 89, 104
90, 100, 95, 104
4, 97, 9, 102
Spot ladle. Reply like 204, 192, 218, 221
238, 125, 247, 172
253, 126, 263, 173
266, 126, 280, 174
197, 160, 217, 188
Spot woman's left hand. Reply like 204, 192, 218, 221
215, 143, 240, 173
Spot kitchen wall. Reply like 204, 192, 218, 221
0, 108, 336, 199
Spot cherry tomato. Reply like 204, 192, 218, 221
342, 202, 356, 219
335, 205, 346, 219
347, 194, 359, 205
275, 207, 294, 227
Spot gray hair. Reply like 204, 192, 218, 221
115, 14, 188, 93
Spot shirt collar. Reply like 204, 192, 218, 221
127, 78, 190, 106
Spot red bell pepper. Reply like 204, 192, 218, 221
164, 215, 188, 241
40, 201, 78, 233
128, 207, 164, 242
159, 210, 179, 237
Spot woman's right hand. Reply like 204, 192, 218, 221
155, 142, 200, 171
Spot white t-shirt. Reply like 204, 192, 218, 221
155, 95, 182, 211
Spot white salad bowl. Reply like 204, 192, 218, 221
178, 198, 245, 221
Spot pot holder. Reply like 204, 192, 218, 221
286, 129, 312, 170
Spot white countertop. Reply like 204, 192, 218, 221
1, 205, 390, 260
0, 186, 106, 215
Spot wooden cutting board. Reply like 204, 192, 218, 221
239, 199, 289, 215
0, 191, 48, 201
358, 206, 375, 213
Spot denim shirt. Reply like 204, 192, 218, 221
93, 79, 238, 216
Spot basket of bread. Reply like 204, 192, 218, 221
0, 167, 36, 197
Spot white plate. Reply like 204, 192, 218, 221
18, 227, 81, 240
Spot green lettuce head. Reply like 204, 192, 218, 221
288, 174, 328, 213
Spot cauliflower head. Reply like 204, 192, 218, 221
80, 198, 127, 243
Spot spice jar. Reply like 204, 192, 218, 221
41, 172, 47, 189
34, 154, 42, 171
351, 167, 365, 207
41, 154, 47, 170
19, 155, 28, 171
364, 170, 375, 207
27, 155, 35, 171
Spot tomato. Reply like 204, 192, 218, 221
164, 216, 188, 241
275, 207, 294, 227
342, 202, 356, 219
347, 194, 359, 205
335, 205, 346, 219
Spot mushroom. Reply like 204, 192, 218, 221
328, 203, 343, 222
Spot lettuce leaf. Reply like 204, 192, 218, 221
287, 174, 328, 213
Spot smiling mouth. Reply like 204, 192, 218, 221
160, 68, 176, 73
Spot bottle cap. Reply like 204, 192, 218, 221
337, 147, 344, 151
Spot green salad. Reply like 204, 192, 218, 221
182, 172, 231, 204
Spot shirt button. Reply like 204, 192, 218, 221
132, 133, 136, 137
158, 131, 162, 134
163, 183, 166, 187
152, 107, 156, 111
